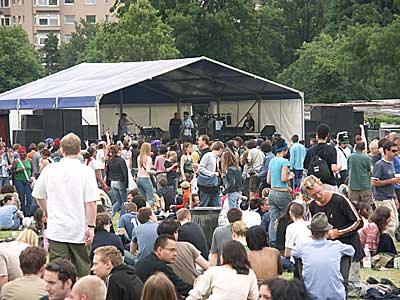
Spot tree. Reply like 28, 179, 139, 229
0, 27, 43, 93
269, 0, 327, 66
152, 0, 286, 79
325, 0, 400, 34
41, 32, 61, 75
278, 18, 400, 103
59, 21, 100, 69
84, 0, 179, 62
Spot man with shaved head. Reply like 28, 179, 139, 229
66, 275, 106, 300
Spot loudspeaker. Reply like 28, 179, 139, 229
305, 120, 319, 135
260, 125, 276, 138
310, 106, 354, 137
83, 125, 98, 141
21, 115, 42, 130
62, 109, 82, 137
34, 110, 63, 138
13, 129, 43, 148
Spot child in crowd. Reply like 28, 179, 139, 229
170, 181, 190, 210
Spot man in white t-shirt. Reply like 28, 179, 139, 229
285, 202, 312, 258
336, 131, 351, 186
33, 133, 99, 278
240, 200, 261, 228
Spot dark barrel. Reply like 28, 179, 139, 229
190, 207, 221, 250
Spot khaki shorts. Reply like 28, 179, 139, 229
48, 240, 90, 277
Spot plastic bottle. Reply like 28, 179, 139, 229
363, 245, 371, 269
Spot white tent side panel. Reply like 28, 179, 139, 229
217, 99, 303, 141
99, 103, 192, 136
259, 99, 303, 141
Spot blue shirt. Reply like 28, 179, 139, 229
131, 221, 158, 262
292, 239, 354, 300
372, 159, 395, 200
290, 142, 306, 171
118, 212, 139, 240
393, 156, 400, 189
0, 205, 18, 229
269, 157, 290, 188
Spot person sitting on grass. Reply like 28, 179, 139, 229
0, 195, 23, 230
359, 206, 397, 256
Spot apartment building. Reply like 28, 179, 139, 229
0, 0, 114, 48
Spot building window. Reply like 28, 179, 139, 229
85, 0, 96, 4
85, 15, 96, 23
36, 0, 58, 6
64, 0, 73, 4
104, 14, 109, 22
64, 34, 72, 43
12, 15, 16, 24
64, 15, 75, 24
0, 15, 11, 26
104, 0, 108, 3
35, 32, 60, 46
36, 13, 60, 26
0, 0, 11, 7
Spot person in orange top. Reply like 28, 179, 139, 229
27, 143, 37, 159
171, 181, 190, 210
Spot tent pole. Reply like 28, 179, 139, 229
119, 90, 123, 116
257, 95, 261, 132
217, 96, 221, 114
96, 96, 101, 139
149, 105, 152, 126
177, 100, 181, 118
17, 99, 21, 130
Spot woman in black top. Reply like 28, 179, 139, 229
107, 145, 128, 216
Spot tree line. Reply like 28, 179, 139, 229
1, 0, 399, 103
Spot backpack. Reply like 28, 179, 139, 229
307, 147, 331, 182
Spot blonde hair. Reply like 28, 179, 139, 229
16, 229, 39, 246
94, 246, 123, 267
232, 221, 247, 238
74, 275, 106, 300
167, 151, 177, 159
139, 143, 151, 168
61, 133, 81, 155
369, 140, 379, 151
302, 175, 323, 190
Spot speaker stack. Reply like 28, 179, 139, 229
14, 109, 89, 147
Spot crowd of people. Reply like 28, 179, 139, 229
0, 120, 399, 300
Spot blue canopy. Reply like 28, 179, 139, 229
0, 57, 302, 109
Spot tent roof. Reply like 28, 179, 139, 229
0, 56, 302, 109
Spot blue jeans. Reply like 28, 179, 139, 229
111, 181, 127, 216
293, 169, 303, 190
0, 176, 9, 188
268, 190, 292, 245
137, 177, 155, 207
227, 192, 240, 209
199, 189, 221, 207
15, 180, 32, 217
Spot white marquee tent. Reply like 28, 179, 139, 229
0, 56, 304, 140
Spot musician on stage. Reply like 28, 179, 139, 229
243, 112, 255, 132
169, 112, 181, 140
181, 111, 194, 143
117, 113, 132, 139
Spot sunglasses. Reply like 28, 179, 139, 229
390, 149, 399, 153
